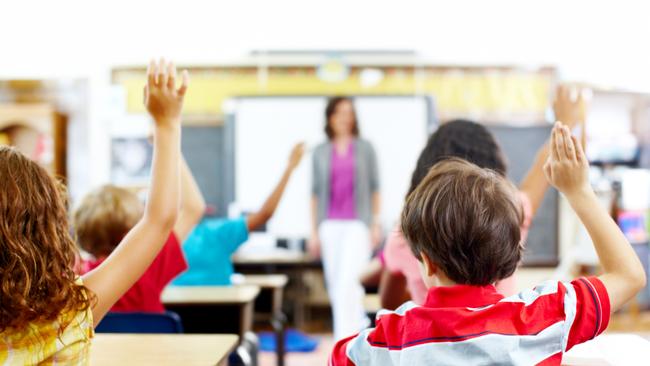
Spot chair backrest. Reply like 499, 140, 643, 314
95, 311, 184, 334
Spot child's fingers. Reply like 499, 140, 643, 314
167, 62, 176, 89
561, 126, 575, 160
147, 59, 156, 86
555, 125, 568, 160
158, 58, 168, 87
550, 124, 562, 161
178, 70, 189, 96
571, 135, 587, 163
143, 85, 148, 105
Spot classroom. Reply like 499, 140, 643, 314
2, 1, 650, 365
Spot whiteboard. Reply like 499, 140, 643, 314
233, 96, 431, 238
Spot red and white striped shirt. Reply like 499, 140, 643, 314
330, 277, 610, 366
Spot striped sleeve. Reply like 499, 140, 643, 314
329, 334, 358, 366
563, 276, 611, 351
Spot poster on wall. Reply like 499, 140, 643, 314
110, 137, 152, 186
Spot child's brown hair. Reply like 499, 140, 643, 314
73, 185, 143, 257
401, 158, 522, 286
0, 147, 92, 332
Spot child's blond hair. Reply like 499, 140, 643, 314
74, 185, 144, 257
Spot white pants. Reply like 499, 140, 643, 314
319, 220, 372, 340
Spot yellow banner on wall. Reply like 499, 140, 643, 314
114, 66, 553, 122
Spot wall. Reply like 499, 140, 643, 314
1, 0, 649, 195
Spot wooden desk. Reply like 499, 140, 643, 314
562, 333, 650, 365
91, 333, 238, 366
363, 293, 381, 326
233, 253, 322, 329
233, 253, 321, 269
364, 294, 381, 314
239, 275, 289, 366
239, 274, 288, 316
162, 285, 260, 341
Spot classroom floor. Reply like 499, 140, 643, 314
259, 334, 335, 366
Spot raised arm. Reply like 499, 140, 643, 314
174, 156, 207, 241
246, 143, 305, 231
520, 85, 590, 215
83, 59, 188, 326
544, 122, 646, 311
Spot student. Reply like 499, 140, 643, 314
0, 59, 186, 364
330, 123, 646, 365
74, 154, 205, 312
172, 142, 305, 286
380, 86, 588, 309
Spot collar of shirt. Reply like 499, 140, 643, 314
424, 283, 504, 309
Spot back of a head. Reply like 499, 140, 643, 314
74, 185, 143, 258
0, 146, 90, 332
401, 158, 522, 286
407, 119, 507, 195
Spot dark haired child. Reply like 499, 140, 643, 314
330, 123, 645, 365
380, 86, 588, 309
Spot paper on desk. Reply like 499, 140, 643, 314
563, 334, 650, 366
235, 233, 304, 260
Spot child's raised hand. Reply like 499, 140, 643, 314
287, 142, 306, 171
553, 84, 590, 130
144, 58, 189, 127
543, 122, 590, 196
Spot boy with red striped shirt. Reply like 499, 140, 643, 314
330, 123, 646, 366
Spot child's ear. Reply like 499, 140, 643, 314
420, 252, 438, 277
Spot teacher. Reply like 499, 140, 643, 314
309, 96, 381, 340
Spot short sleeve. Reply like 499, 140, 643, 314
563, 276, 611, 351
153, 232, 189, 290
329, 334, 357, 366
206, 217, 249, 255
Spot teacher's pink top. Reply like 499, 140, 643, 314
327, 142, 357, 220
385, 191, 533, 304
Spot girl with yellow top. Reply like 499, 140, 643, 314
0, 59, 186, 365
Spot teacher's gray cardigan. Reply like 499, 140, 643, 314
311, 139, 380, 227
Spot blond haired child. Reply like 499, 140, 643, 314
74, 153, 205, 312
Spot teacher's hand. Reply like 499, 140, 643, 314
307, 233, 321, 259
370, 222, 383, 249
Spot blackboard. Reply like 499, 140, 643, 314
181, 121, 559, 266
181, 126, 230, 216
488, 125, 559, 267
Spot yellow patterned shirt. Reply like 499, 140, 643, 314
0, 286, 94, 365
